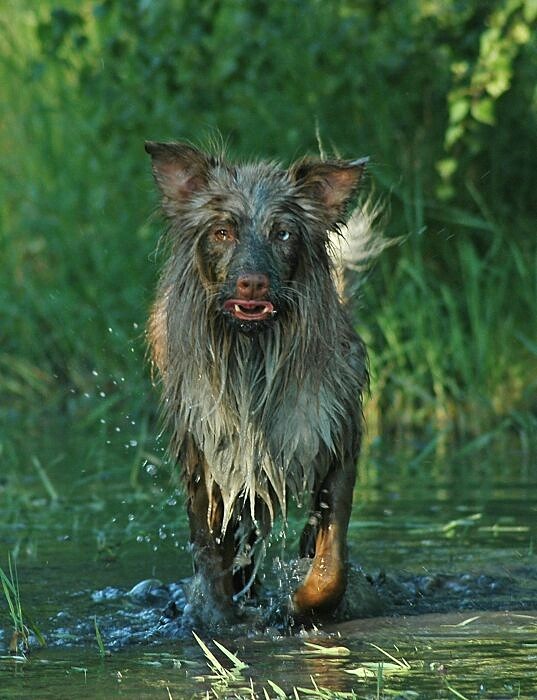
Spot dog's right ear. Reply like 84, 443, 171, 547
145, 141, 211, 214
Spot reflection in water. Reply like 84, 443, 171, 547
1, 445, 537, 697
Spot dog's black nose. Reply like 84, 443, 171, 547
235, 273, 269, 300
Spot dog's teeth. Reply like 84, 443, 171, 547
234, 305, 241, 312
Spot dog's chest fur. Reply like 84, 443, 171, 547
174, 330, 359, 533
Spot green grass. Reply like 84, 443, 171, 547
1, 0, 536, 495
0, 555, 46, 654
363, 213, 537, 448
93, 616, 107, 657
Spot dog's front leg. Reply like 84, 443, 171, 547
293, 457, 357, 617
186, 464, 237, 621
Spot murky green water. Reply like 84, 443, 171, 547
1, 432, 537, 698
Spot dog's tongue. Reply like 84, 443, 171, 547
223, 299, 274, 321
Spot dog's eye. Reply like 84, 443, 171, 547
276, 230, 291, 242
214, 227, 234, 242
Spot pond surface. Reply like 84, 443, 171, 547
1, 432, 537, 698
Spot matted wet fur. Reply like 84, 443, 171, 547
145, 141, 369, 624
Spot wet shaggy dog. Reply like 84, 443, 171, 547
145, 142, 368, 623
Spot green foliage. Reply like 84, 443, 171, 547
0, 0, 535, 471
439, 0, 536, 199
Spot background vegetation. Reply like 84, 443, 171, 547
1, 0, 536, 498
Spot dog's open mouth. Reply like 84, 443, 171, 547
223, 299, 274, 322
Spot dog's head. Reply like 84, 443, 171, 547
146, 142, 367, 333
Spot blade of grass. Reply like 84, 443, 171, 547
94, 616, 106, 657
369, 642, 410, 669
212, 639, 248, 670
193, 631, 229, 677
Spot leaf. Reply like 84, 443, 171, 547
345, 661, 409, 677
471, 98, 495, 125
212, 639, 248, 670
303, 642, 351, 657
193, 632, 224, 674
445, 123, 464, 149
449, 98, 469, 124
446, 685, 471, 700
442, 615, 481, 628
436, 158, 458, 181
369, 642, 411, 669
511, 21, 531, 45
266, 679, 288, 698
94, 616, 106, 657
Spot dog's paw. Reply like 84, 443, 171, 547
292, 554, 346, 617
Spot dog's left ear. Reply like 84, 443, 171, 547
290, 157, 368, 225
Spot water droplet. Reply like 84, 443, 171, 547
129, 440, 138, 447
99, 391, 106, 398
128, 513, 135, 521
92, 370, 99, 377
144, 462, 158, 476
